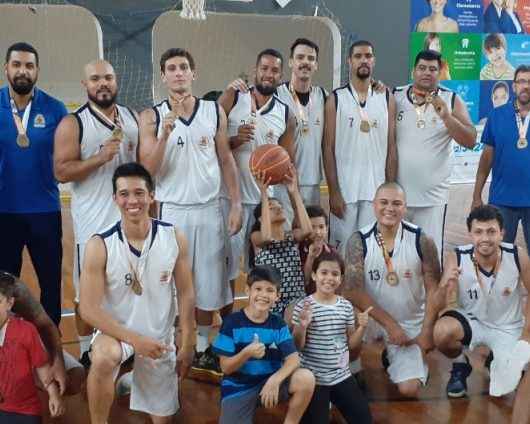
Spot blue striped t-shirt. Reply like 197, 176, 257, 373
212, 310, 297, 400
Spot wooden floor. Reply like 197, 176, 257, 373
20, 183, 528, 424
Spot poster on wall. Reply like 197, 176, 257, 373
410, 0, 529, 183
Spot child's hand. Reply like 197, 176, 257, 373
260, 374, 281, 408
283, 164, 298, 194
308, 241, 323, 259
253, 170, 271, 195
48, 389, 65, 417
357, 306, 373, 329
298, 300, 313, 329
243, 333, 266, 359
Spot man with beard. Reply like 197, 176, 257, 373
0, 42, 68, 326
394, 50, 476, 259
275, 39, 326, 223
323, 40, 397, 253
54, 59, 139, 363
473, 65, 530, 247
217, 49, 295, 359
139, 48, 242, 376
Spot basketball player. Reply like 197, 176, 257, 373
275, 38, 326, 221
217, 48, 295, 317
79, 163, 196, 424
343, 182, 442, 398
394, 50, 476, 258
139, 48, 241, 370
54, 59, 139, 364
323, 40, 397, 253
432, 205, 529, 401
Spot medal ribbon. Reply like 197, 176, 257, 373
350, 84, 371, 125
411, 89, 429, 124
10, 97, 32, 136
516, 108, 530, 141
471, 249, 501, 296
168, 93, 192, 119
120, 222, 153, 295
376, 232, 396, 275
91, 103, 122, 130
289, 83, 311, 129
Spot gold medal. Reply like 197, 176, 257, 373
16, 133, 30, 148
360, 120, 371, 133
386, 271, 399, 286
112, 127, 123, 141
416, 119, 426, 129
131, 274, 143, 296
301, 121, 310, 135
517, 138, 528, 149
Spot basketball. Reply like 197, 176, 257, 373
249, 144, 291, 185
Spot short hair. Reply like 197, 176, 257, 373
466, 205, 504, 232
202, 90, 222, 101
492, 80, 509, 94
414, 49, 442, 68
483, 33, 506, 53
256, 48, 283, 68
374, 181, 406, 200
348, 40, 375, 58
0, 271, 16, 300
311, 250, 345, 275
290, 38, 319, 59
112, 162, 154, 194
160, 48, 195, 73
246, 265, 282, 290
5, 42, 39, 66
514, 65, 530, 81
306, 205, 328, 224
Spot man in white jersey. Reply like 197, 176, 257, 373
275, 38, 326, 222
432, 205, 530, 401
54, 59, 139, 363
79, 163, 196, 424
323, 40, 398, 254
139, 48, 241, 372
343, 182, 443, 397
394, 49, 476, 258
218, 48, 295, 312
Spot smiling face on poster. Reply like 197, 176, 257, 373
411, 0, 484, 33
479, 79, 513, 120
483, 0, 528, 33
480, 33, 529, 80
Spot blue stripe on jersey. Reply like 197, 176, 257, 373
98, 221, 120, 239
213, 332, 236, 355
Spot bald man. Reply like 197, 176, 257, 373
54, 59, 139, 361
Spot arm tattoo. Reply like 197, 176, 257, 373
344, 232, 365, 291
12, 281, 47, 322
419, 232, 441, 284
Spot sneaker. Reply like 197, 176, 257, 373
79, 351, 91, 370
446, 357, 472, 398
189, 347, 223, 384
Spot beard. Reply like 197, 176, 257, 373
9, 75, 35, 95
255, 83, 276, 96
88, 89, 118, 109
356, 67, 371, 80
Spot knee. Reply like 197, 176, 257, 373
433, 318, 459, 351
290, 368, 315, 395
397, 380, 421, 398
89, 337, 122, 373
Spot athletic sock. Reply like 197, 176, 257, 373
197, 325, 210, 353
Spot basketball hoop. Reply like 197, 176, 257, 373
180, 0, 206, 20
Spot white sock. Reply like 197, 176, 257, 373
79, 335, 92, 356
453, 353, 466, 364
197, 325, 210, 353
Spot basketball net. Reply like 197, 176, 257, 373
180, 0, 206, 20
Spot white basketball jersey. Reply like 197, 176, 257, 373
224, 90, 289, 204
394, 84, 456, 207
99, 219, 178, 339
360, 221, 425, 331
275, 83, 326, 187
154, 99, 220, 205
334, 85, 389, 203
456, 243, 523, 330
71, 103, 139, 243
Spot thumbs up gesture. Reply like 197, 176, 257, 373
357, 306, 373, 329
244, 333, 266, 359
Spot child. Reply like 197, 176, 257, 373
0, 271, 64, 423
250, 167, 313, 315
298, 206, 336, 293
212, 265, 315, 424
292, 251, 373, 424
480, 33, 515, 80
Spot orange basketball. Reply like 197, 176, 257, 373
249, 144, 291, 185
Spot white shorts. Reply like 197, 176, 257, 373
330, 201, 374, 254
384, 326, 429, 385
406, 205, 447, 260
272, 184, 321, 227
222, 199, 256, 281
91, 331, 179, 417
159, 200, 232, 311
72, 242, 87, 303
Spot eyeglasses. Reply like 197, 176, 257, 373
515, 79, 530, 86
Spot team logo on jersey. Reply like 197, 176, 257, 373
160, 271, 171, 284
33, 114, 46, 128
199, 136, 209, 148
266, 130, 275, 141
403, 269, 413, 279
372, 119, 378, 129
502, 287, 512, 296
315, 118, 321, 126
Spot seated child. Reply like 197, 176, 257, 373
213, 265, 315, 424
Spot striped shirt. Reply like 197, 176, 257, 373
212, 310, 297, 400
292, 295, 355, 386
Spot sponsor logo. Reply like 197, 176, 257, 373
34, 113, 46, 128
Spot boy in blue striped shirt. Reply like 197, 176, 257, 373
212, 265, 315, 423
